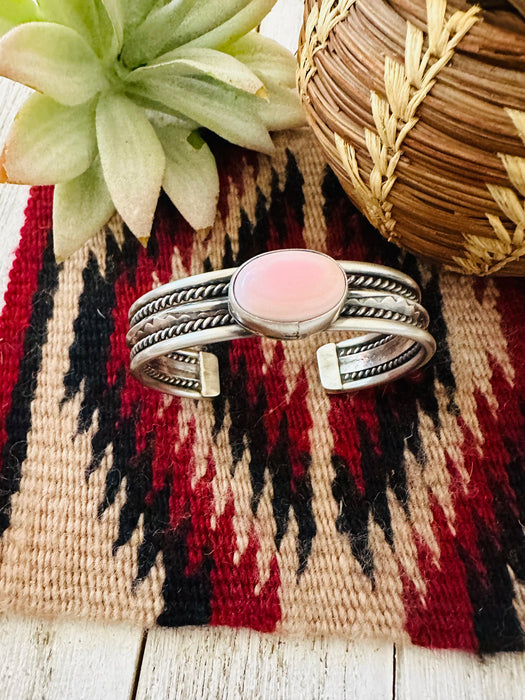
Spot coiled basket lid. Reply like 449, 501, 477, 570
298, 0, 525, 275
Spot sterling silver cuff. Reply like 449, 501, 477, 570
127, 249, 436, 399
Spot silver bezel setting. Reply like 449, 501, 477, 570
228, 250, 349, 340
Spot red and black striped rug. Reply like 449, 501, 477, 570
0, 130, 524, 653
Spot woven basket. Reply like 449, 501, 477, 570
297, 0, 525, 276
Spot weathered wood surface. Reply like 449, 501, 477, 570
0, 615, 144, 700
396, 645, 525, 700
135, 628, 393, 700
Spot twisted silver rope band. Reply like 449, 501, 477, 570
128, 259, 436, 398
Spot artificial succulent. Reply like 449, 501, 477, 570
0, 0, 305, 260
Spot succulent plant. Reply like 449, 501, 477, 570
0, 0, 305, 260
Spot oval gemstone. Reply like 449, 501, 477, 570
231, 250, 347, 323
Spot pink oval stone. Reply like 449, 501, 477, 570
232, 250, 346, 323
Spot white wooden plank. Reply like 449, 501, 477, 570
396, 645, 525, 700
260, 0, 305, 53
0, 79, 31, 312
0, 615, 144, 700
135, 627, 394, 700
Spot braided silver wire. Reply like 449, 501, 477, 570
345, 274, 418, 301
337, 335, 394, 358
341, 343, 421, 383
341, 305, 423, 328
142, 365, 201, 391
130, 311, 234, 360
166, 351, 199, 365
130, 281, 230, 328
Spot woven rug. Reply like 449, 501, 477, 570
0, 129, 524, 654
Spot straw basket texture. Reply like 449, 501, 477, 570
297, 0, 525, 275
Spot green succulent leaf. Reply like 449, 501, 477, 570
225, 34, 305, 130
101, 0, 124, 55
0, 22, 109, 105
128, 72, 274, 153
96, 92, 166, 243
36, 0, 96, 32
121, 0, 196, 67
0, 0, 40, 38
127, 0, 251, 64
133, 47, 265, 96
53, 157, 115, 262
0, 0, 303, 259
0, 20, 11, 38
146, 110, 199, 132
160, 0, 252, 48
226, 33, 297, 88
123, 0, 158, 30
123, 0, 277, 67
1, 93, 97, 185
184, 0, 278, 50
129, 92, 201, 127
254, 82, 306, 130
36, 0, 114, 58
154, 123, 219, 230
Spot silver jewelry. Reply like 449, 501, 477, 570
127, 250, 436, 398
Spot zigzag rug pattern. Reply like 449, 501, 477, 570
0, 130, 524, 653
